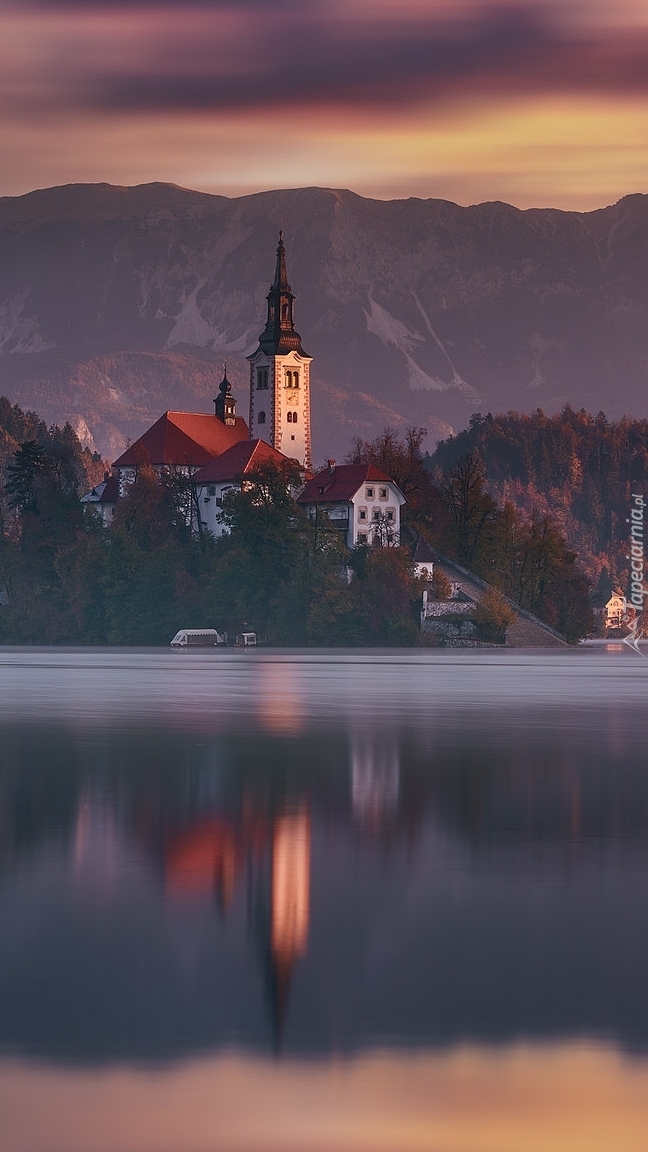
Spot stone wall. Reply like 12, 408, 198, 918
425, 555, 567, 648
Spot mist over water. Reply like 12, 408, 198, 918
1, 647, 647, 1149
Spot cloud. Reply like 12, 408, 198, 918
4, 2, 648, 122
2, 0, 648, 206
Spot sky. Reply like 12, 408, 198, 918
1, 0, 648, 208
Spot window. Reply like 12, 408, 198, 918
258, 411, 266, 424
359, 509, 366, 521
372, 509, 380, 521
357, 532, 367, 543
379, 487, 388, 499
365, 487, 374, 498
387, 509, 394, 521
285, 370, 299, 388
257, 369, 268, 390
208, 485, 216, 496
286, 410, 298, 424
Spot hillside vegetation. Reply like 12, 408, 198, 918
428, 407, 648, 593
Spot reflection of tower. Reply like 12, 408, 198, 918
267, 807, 311, 1049
351, 732, 400, 830
257, 659, 304, 735
247, 233, 313, 470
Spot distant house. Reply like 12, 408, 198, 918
79, 472, 119, 525
297, 462, 405, 548
411, 535, 437, 580
193, 438, 298, 537
605, 593, 626, 629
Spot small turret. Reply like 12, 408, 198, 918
214, 366, 237, 426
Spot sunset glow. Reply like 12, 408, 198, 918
1, 0, 648, 207
2, 1043, 648, 1152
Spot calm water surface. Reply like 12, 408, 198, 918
1, 646, 647, 1151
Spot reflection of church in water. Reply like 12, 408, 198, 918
161, 727, 400, 1044
165, 802, 311, 1047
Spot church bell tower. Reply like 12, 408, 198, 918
247, 233, 312, 471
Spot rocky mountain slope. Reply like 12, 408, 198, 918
1, 182, 647, 462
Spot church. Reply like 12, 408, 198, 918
81, 234, 406, 546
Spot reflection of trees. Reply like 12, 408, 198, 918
0, 727, 80, 870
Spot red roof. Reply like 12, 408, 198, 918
193, 438, 294, 484
297, 463, 398, 503
97, 475, 119, 504
79, 474, 119, 505
112, 411, 249, 469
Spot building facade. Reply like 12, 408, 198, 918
297, 462, 405, 548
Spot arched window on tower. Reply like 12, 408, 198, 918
258, 411, 266, 424
293, 411, 298, 424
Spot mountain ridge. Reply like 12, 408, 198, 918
1, 182, 647, 461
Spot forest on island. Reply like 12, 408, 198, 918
428, 407, 648, 604
1, 397, 644, 646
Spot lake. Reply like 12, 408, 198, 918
0, 645, 647, 1151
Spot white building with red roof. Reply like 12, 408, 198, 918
193, 439, 297, 537
111, 372, 249, 495
297, 461, 405, 548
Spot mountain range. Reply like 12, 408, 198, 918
0, 182, 647, 463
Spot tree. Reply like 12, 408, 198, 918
439, 451, 498, 566
349, 545, 421, 645
474, 588, 517, 643
5, 441, 46, 514
210, 461, 311, 641
346, 426, 442, 530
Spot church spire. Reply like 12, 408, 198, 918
259, 232, 308, 357
273, 229, 289, 292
